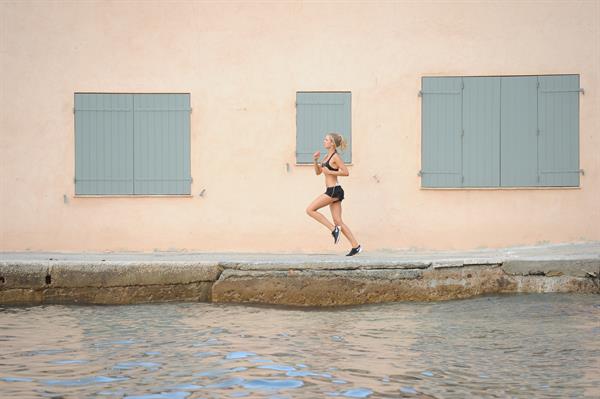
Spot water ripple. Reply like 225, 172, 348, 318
0, 293, 598, 398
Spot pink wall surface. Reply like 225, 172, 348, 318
1, 1, 599, 252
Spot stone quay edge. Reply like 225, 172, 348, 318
1, 243, 599, 306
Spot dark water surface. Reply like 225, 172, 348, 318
1, 293, 598, 398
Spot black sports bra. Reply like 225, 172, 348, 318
321, 150, 339, 171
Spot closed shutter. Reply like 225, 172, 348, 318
422, 74, 580, 188
420, 77, 463, 187
74, 93, 134, 194
133, 94, 191, 194
500, 76, 539, 186
462, 77, 500, 187
538, 75, 580, 186
296, 92, 351, 164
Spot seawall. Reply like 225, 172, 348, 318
2, 243, 599, 306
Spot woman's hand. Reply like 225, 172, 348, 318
313, 151, 322, 175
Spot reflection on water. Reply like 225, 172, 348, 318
1, 293, 598, 398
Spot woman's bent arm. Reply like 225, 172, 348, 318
330, 154, 349, 176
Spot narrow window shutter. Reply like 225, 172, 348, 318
462, 77, 500, 187
538, 75, 580, 186
133, 94, 191, 194
74, 93, 134, 194
421, 77, 463, 187
296, 92, 351, 164
500, 76, 538, 186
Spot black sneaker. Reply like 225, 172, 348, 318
346, 245, 362, 256
331, 226, 341, 244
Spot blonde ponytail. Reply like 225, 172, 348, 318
328, 133, 347, 151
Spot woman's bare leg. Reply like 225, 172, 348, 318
306, 194, 336, 231
329, 201, 359, 247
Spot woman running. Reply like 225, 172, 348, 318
306, 133, 362, 256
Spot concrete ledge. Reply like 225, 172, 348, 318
432, 259, 504, 269
502, 259, 600, 278
0, 262, 49, 289
512, 275, 596, 293
213, 265, 514, 306
218, 268, 424, 280
0, 261, 222, 305
47, 261, 222, 287
219, 260, 432, 271
1, 244, 599, 306
0, 283, 213, 305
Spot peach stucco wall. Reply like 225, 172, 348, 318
1, 1, 599, 252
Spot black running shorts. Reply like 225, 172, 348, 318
325, 185, 344, 202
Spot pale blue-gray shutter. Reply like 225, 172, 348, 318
133, 94, 191, 194
538, 75, 580, 186
462, 77, 500, 187
296, 92, 351, 164
74, 93, 134, 194
500, 76, 539, 186
420, 77, 463, 187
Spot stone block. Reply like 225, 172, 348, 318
48, 261, 222, 288
0, 261, 48, 289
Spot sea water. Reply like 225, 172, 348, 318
1, 293, 598, 398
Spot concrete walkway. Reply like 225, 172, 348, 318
1, 241, 599, 306
2, 241, 599, 263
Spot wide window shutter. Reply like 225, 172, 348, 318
421, 77, 463, 187
538, 75, 580, 186
74, 93, 134, 194
462, 77, 500, 187
500, 76, 539, 186
133, 94, 191, 194
296, 92, 351, 164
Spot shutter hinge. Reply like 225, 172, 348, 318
417, 170, 423, 177
418, 90, 423, 97
461, 129, 464, 138
190, 176, 193, 183
190, 107, 192, 114
579, 88, 585, 95
461, 175, 465, 183
580, 169, 585, 176
537, 81, 540, 89
537, 174, 540, 183
536, 128, 540, 136
73, 177, 76, 183
461, 81, 464, 90
73, 107, 75, 114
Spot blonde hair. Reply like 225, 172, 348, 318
327, 133, 347, 151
